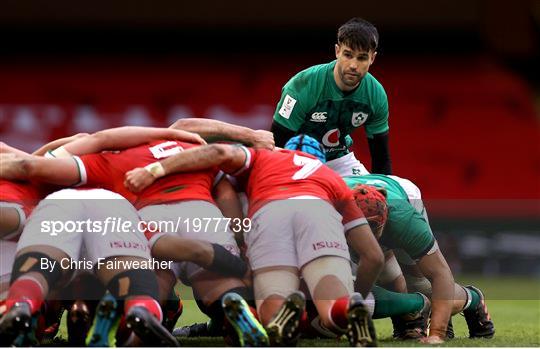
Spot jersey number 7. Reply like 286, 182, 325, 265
292, 154, 322, 180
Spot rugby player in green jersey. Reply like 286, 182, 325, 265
345, 175, 495, 343
271, 18, 391, 176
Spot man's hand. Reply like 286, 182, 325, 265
176, 130, 207, 145
250, 130, 274, 150
419, 335, 445, 345
124, 167, 157, 193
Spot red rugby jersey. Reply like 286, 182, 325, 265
77, 140, 218, 209
0, 179, 47, 217
236, 147, 366, 231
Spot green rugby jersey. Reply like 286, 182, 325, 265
273, 61, 389, 161
343, 175, 435, 260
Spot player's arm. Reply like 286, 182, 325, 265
270, 121, 296, 148
0, 154, 80, 186
150, 234, 247, 278
170, 118, 274, 149
32, 133, 90, 156
365, 84, 392, 174
416, 249, 454, 341
124, 144, 248, 193
49, 126, 206, 158
271, 86, 308, 147
367, 132, 392, 174
378, 250, 408, 293
346, 223, 385, 298
0, 142, 30, 157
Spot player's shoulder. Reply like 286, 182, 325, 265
362, 72, 387, 96
284, 61, 333, 92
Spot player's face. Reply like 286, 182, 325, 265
334, 44, 376, 91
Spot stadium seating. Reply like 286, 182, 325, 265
0, 55, 537, 217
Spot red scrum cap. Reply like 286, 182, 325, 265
351, 184, 388, 239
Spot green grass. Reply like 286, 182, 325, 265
54, 275, 540, 346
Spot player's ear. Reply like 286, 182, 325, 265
374, 186, 387, 198
370, 51, 377, 65
335, 44, 340, 58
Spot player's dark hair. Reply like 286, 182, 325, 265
337, 17, 379, 52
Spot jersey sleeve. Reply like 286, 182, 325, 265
229, 146, 255, 177
364, 81, 389, 137
76, 153, 112, 188
273, 82, 308, 132
380, 203, 435, 261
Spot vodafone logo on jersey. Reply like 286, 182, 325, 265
322, 128, 340, 147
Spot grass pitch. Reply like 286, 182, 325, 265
56, 275, 539, 346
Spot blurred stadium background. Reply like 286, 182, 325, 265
0, 0, 539, 278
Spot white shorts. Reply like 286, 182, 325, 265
138, 200, 239, 281
326, 152, 369, 177
0, 240, 17, 299
247, 197, 350, 270
16, 189, 150, 265
388, 175, 428, 220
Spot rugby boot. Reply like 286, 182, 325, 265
173, 321, 211, 337
222, 292, 269, 347
346, 293, 377, 347
463, 285, 495, 338
87, 293, 121, 347
266, 291, 306, 346
0, 301, 38, 346
126, 306, 180, 347
395, 292, 431, 340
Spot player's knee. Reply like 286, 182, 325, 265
378, 254, 405, 290
106, 269, 159, 300
404, 274, 432, 296
11, 252, 63, 287
302, 256, 354, 298
253, 268, 300, 305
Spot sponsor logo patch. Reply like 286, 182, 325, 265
278, 94, 297, 119
310, 112, 327, 123
312, 240, 348, 251
351, 111, 368, 127
322, 128, 340, 147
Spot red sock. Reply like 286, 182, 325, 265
248, 306, 258, 319
329, 296, 349, 330
6, 277, 44, 314
299, 310, 309, 332
125, 296, 163, 322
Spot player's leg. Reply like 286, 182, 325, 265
0, 204, 27, 299
397, 248, 494, 339
139, 201, 264, 345
80, 189, 178, 347
0, 189, 85, 345
239, 200, 307, 346
295, 198, 377, 347
63, 272, 105, 346
0, 204, 26, 240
